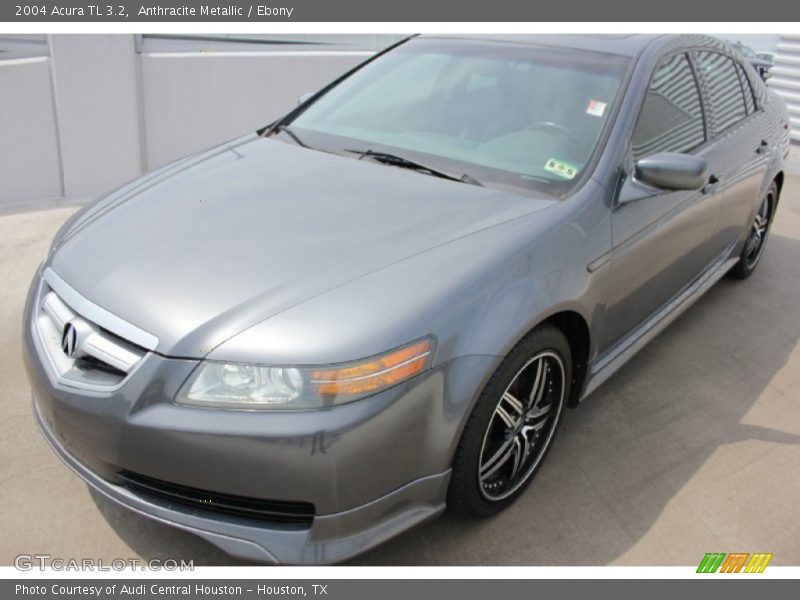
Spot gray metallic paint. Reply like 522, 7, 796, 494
633, 152, 709, 191
24, 34, 790, 563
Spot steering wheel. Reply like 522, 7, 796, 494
525, 121, 582, 151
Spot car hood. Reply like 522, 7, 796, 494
49, 135, 557, 358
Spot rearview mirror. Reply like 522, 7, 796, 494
635, 152, 708, 191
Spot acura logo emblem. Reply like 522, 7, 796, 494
61, 322, 78, 358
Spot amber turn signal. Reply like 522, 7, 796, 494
312, 338, 434, 396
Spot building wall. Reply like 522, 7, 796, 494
140, 51, 370, 170
768, 35, 800, 142
0, 34, 380, 207
0, 57, 62, 204
48, 35, 144, 199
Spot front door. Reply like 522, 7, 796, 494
599, 51, 724, 353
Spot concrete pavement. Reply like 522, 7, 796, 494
2, 181, 799, 566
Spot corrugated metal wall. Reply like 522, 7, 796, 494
769, 35, 800, 141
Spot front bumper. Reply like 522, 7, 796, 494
23, 271, 499, 563
33, 397, 449, 564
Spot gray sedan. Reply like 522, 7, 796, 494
24, 34, 790, 564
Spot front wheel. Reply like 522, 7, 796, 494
447, 323, 571, 517
728, 182, 777, 279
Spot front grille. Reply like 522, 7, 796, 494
118, 470, 315, 526
75, 355, 128, 378
32, 269, 152, 390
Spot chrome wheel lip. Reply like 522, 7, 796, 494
745, 192, 773, 269
477, 350, 566, 502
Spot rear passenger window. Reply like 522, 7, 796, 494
736, 62, 756, 115
692, 51, 748, 132
632, 53, 705, 160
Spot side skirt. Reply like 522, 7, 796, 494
581, 249, 740, 400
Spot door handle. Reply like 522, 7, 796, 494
756, 139, 769, 154
702, 174, 719, 195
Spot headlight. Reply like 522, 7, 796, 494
176, 337, 435, 410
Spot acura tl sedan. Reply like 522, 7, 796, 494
24, 34, 790, 564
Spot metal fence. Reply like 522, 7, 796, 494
769, 35, 800, 141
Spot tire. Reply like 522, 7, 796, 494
447, 323, 571, 517
728, 182, 777, 279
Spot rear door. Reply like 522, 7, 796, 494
691, 50, 770, 255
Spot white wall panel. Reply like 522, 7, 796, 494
48, 35, 143, 200
769, 35, 800, 141
0, 58, 62, 204
139, 52, 369, 169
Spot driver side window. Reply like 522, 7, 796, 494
632, 53, 706, 160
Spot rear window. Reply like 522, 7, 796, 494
692, 51, 749, 133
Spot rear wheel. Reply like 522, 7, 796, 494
728, 182, 776, 279
447, 323, 570, 517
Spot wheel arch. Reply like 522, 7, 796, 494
474, 306, 592, 409
541, 310, 591, 408
774, 171, 784, 204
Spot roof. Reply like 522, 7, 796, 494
420, 34, 724, 58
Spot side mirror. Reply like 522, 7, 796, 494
618, 152, 708, 204
636, 152, 708, 191
297, 92, 314, 106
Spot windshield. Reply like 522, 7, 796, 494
288, 38, 630, 196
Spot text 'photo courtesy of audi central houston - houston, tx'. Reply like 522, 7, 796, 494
24, 34, 790, 564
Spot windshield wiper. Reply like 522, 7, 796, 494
344, 149, 482, 187
269, 125, 308, 148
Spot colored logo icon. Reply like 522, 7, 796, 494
697, 552, 773, 573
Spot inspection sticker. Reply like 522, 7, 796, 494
544, 158, 581, 180
586, 99, 608, 117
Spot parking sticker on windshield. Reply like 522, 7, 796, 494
586, 99, 608, 117
544, 158, 580, 180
